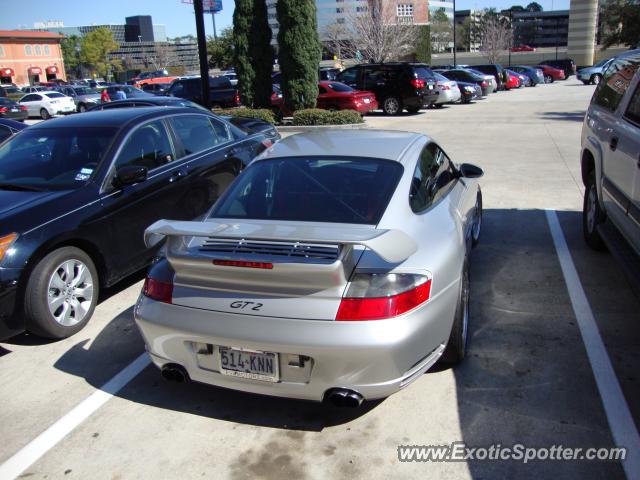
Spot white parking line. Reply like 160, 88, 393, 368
546, 210, 640, 479
0, 353, 150, 480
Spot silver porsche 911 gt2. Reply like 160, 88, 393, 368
134, 130, 483, 407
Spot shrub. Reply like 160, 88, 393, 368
292, 108, 364, 126
212, 107, 277, 124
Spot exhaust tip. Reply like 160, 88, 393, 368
161, 363, 189, 383
324, 388, 364, 408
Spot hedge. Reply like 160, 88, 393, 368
212, 107, 277, 124
292, 109, 364, 126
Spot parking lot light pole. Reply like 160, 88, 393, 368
453, 0, 456, 66
193, 0, 211, 108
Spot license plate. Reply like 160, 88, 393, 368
428, 85, 434, 90
363, 98, 370, 104
11, 108, 18, 112
219, 346, 279, 382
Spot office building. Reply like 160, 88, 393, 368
512, 10, 570, 48
125, 16, 154, 43
0, 30, 65, 85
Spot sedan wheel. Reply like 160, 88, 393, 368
472, 192, 482, 247
24, 247, 99, 338
78, 103, 87, 112
382, 96, 401, 115
582, 172, 606, 251
590, 74, 602, 85
40, 108, 51, 120
544, 74, 554, 84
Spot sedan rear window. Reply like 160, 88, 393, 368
0, 127, 117, 190
211, 157, 403, 225
413, 67, 435, 80
44, 92, 65, 99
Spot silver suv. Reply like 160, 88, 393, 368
581, 49, 640, 255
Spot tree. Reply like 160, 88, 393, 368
277, 0, 322, 111
479, 12, 512, 63
147, 43, 174, 70
414, 25, 431, 63
207, 27, 234, 68
431, 9, 453, 53
340, 0, 419, 63
60, 35, 81, 78
601, 0, 640, 49
233, 0, 255, 106
250, 0, 274, 108
79, 27, 121, 79
525, 2, 543, 12
323, 22, 351, 60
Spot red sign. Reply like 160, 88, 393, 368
1, 67, 14, 76
46, 66, 58, 74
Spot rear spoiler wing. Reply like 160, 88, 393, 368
145, 219, 417, 264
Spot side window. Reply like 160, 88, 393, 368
409, 143, 456, 212
21, 94, 36, 102
169, 82, 185, 97
624, 82, 640, 126
114, 120, 175, 171
170, 115, 230, 157
0, 125, 12, 143
338, 68, 358, 84
593, 54, 640, 112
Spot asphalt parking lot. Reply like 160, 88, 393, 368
2, 78, 639, 479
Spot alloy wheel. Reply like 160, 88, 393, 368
586, 185, 598, 233
47, 259, 95, 326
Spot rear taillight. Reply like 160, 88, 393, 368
213, 259, 273, 269
143, 277, 173, 304
336, 273, 431, 321
0, 107, 7, 113
481, 81, 487, 87
234, 91, 240, 105
410, 78, 426, 89
20, 105, 28, 111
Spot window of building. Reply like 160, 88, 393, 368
24, 45, 32, 56
34, 45, 42, 55
397, 3, 414, 17
0, 45, 4, 57
44, 45, 50, 55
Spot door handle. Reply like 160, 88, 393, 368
609, 135, 619, 151
169, 170, 187, 182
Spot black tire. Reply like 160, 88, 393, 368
583, 172, 606, 251
382, 96, 402, 115
24, 247, 99, 339
40, 108, 50, 120
582, 80, 590, 86
590, 74, 602, 85
406, 106, 420, 114
544, 74, 553, 84
441, 262, 470, 365
471, 191, 482, 247
435, 103, 444, 109
78, 103, 87, 112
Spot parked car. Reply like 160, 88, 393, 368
141, 82, 172, 95
134, 129, 484, 404
0, 85, 23, 100
506, 69, 528, 87
472, 64, 508, 91
581, 49, 640, 258
104, 85, 153, 100
504, 71, 521, 89
130, 69, 170, 83
336, 62, 438, 115
509, 65, 544, 86
539, 58, 576, 78
222, 72, 238, 86
0, 118, 28, 142
536, 64, 566, 83
432, 72, 461, 106
21, 86, 49, 94
435, 69, 493, 95
510, 44, 536, 52
316, 81, 378, 114
18, 91, 76, 119
0, 107, 276, 340
577, 57, 615, 85
166, 76, 240, 108
456, 82, 483, 103
54, 85, 101, 112
319, 68, 340, 81
464, 68, 498, 93
0, 98, 28, 121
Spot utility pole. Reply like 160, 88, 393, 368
453, 0, 457, 66
193, 0, 211, 108
211, 10, 218, 40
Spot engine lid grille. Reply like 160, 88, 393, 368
199, 238, 341, 261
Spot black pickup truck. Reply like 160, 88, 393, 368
166, 76, 240, 107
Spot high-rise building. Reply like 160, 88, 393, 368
429, 0, 454, 19
512, 10, 570, 48
125, 15, 155, 43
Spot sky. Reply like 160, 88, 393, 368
0, 0, 570, 37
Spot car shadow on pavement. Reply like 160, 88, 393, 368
539, 111, 586, 122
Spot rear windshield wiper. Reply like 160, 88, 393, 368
0, 182, 45, 192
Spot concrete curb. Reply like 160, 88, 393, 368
276, 123, 369, 134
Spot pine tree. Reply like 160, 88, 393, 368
276, 0, 322, 111
233, 0, 255, 106
250, 0, 274, 108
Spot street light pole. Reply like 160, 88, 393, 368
211, 11, 218, 40
194, 0, 211, 108
453, 0, 457, 66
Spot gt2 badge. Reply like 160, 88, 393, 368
230, 301, 263, 311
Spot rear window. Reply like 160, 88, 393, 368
592, 52, 640, 112
44, 92, 64, 98
326, 82, 353, 92
211, 157, 404, 225
413, 66, 435, 80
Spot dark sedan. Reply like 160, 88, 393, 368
0, 118, 28, 142
509, 65, 544, 86
0, 98, 28, 121
0, 107, 275, 340
435, 69, 492, 96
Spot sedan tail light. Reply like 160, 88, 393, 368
20, 105, 28, 111
233, 91, 241, 106
481, 81, 488, 87
336, 273, 431, 321
410, 78, 426, 89
0, 107, 7, 113
143, 277, 173, 304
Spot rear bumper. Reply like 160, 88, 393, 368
134, 282, 458, 402
435, 89, 461, 104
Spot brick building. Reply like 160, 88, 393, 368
0, 30, 65, 86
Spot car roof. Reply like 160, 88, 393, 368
262, 130, 424, 162
26, 106, 200, 129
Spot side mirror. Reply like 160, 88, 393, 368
458, 163, 484, 179
113, 165, 147, 188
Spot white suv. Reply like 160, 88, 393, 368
581, 49, 640, 255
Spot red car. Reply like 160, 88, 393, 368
511, 45, 536, 52
536, 64, 565, 83
505, 72, 520, 90
272, 81, 378, 115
